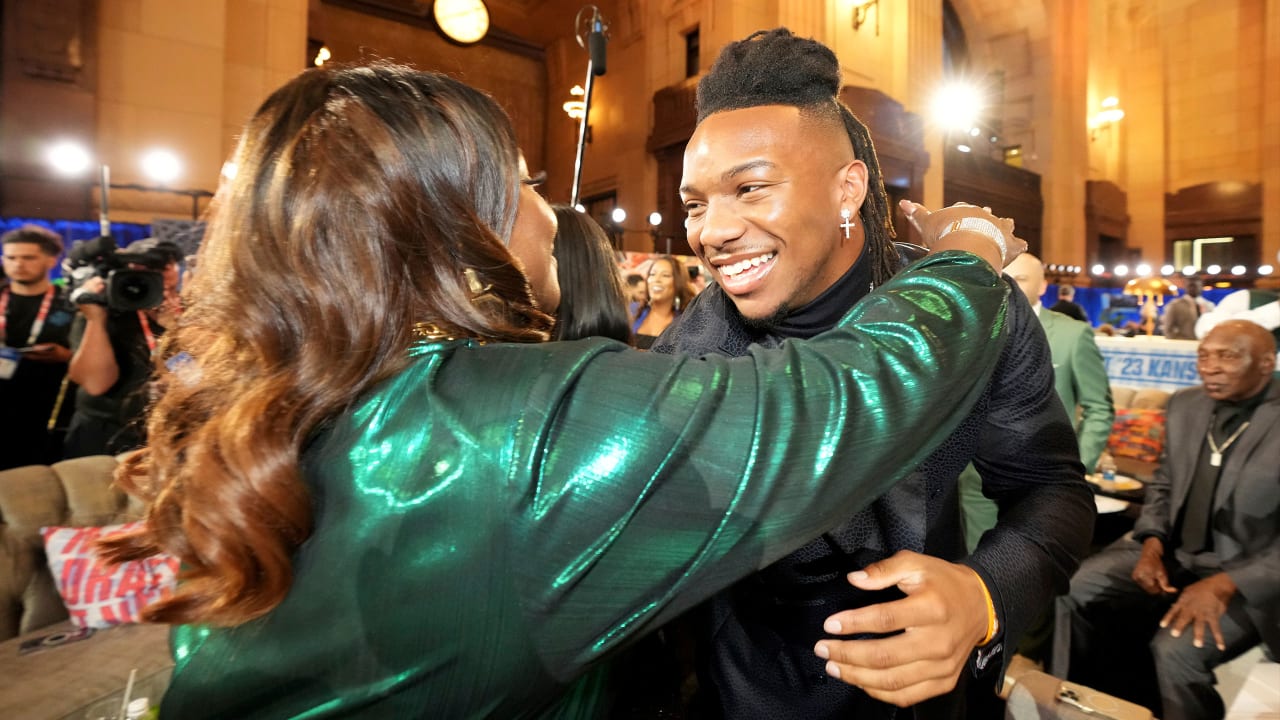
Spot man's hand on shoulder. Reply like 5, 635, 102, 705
1160, 572, 1237, 651
812, 550, 990, 707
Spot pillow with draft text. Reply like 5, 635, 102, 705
41, 522, 180, 629
1106, 408, 1166, 465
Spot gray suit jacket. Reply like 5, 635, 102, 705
1133, 380, 1280, 655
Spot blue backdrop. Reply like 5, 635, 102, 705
1, 217, 152, 281
1040, 283, 1233, 328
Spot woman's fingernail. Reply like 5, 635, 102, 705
815, 643, 830, 659
825, 661, 841, 679
849, 571, 868, 582
824, 619, 842, 633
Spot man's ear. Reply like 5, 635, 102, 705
839, 159, 869, 214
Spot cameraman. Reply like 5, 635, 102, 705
64, 238, 183, 458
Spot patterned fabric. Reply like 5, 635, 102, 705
1106, 408, 1166, 464
41, 522, 179, 629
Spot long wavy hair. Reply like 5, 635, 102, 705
550, 205, 631, 343
99, 64, 554, 626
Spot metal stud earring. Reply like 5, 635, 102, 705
839, 208, 856, 240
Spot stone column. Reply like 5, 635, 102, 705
1038, 0, 1090, 267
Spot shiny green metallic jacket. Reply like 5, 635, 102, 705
160, 253, 1008, 719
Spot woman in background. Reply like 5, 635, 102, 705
632, 254, 693, 349
550, 205, 632, 343
101, 63, 1019, 718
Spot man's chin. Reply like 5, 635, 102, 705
738, 303, 789, 332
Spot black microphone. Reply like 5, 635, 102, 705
588, 11, 606, 75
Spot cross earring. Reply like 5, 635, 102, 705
839, 208, 855, 240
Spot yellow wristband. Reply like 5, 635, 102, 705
967, 566, 999, 646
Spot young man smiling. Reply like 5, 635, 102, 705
651, 29, 1094, 718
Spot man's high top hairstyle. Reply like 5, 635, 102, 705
696, 28, 899, 286
1, 224, 64, 257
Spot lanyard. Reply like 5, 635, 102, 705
137, 310, 158, 356
0, 286, 56, 347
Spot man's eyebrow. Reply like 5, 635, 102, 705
680, 159, 778, 197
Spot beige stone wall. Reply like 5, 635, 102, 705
1086, 0, 1278, 267
96, 0, 305, 223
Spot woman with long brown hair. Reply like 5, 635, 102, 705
102, 63, 1020, 718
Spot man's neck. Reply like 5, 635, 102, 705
7, 278, 50, 296
767, 244, 874, 340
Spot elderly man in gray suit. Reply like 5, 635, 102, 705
1059, 319, 1279, 720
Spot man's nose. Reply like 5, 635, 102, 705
696, 200, 746, 250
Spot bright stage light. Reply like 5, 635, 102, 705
47, 141, 92, 176
141, 149, 181, 184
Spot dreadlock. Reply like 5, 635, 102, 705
696, 28, 900, 287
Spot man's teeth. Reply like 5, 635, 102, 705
720, 253, 775, 278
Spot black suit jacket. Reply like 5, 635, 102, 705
654, 272, 1095, 719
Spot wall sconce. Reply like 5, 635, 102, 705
1089, 96, 1125, 141
562, 85, 586, 120
562, 85, 592, 144
852, 0, 879, 35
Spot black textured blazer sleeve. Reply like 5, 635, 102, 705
964, 282, 1096, 675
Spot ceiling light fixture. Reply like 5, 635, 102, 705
434, 0, 490, 44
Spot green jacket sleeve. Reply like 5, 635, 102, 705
444, 251, 1011, 675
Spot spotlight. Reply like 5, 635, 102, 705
1231, 265, 1246, 275
1160, 264, 1175, 275
1206, 264, 1221, 275
956, 144, 972, 153
931, 82, 983, 132
141, 149, 181, 184
969, 127, 981, 137
610, 207, 627, 224
47, 141, 92, 176
1182, 265, 1197, 275
1114, 264, 1129, 277
648, 212, 662, 227
573, 203, 586, 213
1091, 264, 1105, 275
1259, 265, 1274, 276
1135, 263, 1151, 276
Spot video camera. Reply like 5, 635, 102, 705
66, 236, 180, 311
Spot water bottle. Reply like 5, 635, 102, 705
1098, 452, 1117, 482
126, 697, 157, 720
